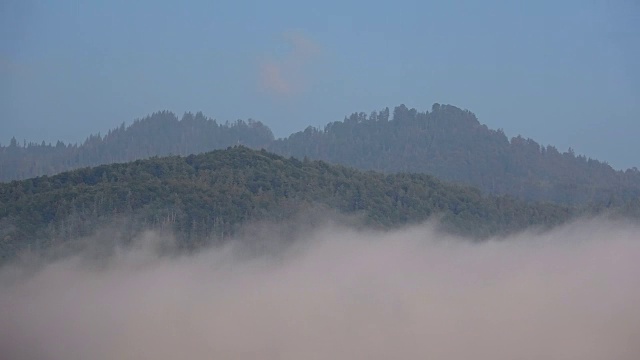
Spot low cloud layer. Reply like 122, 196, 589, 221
1, 219, 639, 359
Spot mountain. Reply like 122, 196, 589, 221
0, 111, 274, 181
270, 104, 640, 205
0, 147, 573, 262
2, 104, 639, 206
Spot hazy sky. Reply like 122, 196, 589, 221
1, 0, 638, 168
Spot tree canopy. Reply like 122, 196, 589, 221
3, 104, 639, 206
0, 147, 576, 262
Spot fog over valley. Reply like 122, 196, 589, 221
1, 218, 638, 359
2, 1, 638, 358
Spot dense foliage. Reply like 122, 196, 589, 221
0, 111, 274, 181
0, 147, 573, 261
271, 104, 640, 205
3, 104, 639, 206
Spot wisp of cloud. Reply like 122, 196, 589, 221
1, 219, 639, 359
259, 30, 321, 97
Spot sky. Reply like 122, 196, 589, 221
1, 0, 638, 169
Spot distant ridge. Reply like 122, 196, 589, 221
2, 104, 639, 205
270, 103, 640, 205
0, 111, 274, 181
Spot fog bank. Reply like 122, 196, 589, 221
1, 219, 639, 359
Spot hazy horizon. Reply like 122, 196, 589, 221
2, 0, 639, 169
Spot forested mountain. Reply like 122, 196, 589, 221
3, 104, 639, 205
270, 104, 640, 205
0, 111, 274, 181
0, 147, 575, 262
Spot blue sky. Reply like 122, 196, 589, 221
1, 0, 638, 168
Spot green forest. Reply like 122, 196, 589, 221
0, 111, 274, 181
2, 104, 639, 206
269, 104, 640, 205
1, 147, 584, 262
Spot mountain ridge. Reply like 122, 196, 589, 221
0, 146, 578, 262
2, 104, 638, 205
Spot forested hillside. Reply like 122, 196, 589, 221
0, 147, 574, 262
271, 104, 640, 205
3, 104, 639, 205
0, 111, 274, 181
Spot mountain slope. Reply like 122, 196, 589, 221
269, 104, 640, 205
0, 111, 274, 181
2, 104, 639, 206
0, 147, 572, 261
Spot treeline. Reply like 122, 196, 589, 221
0, 111, 274, 181
2, 104, 640, 205
0, 147, 574, 262
270, 104, 640, 205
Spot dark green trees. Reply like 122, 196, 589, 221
0, 147, 574, 261
3, 104, 639, 206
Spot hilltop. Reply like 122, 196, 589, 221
271, 104, 640, 204
0, 147, 572, 261
2, 104, 639, 205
